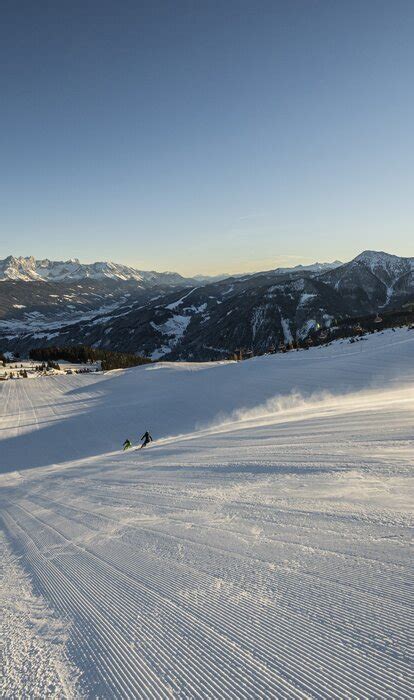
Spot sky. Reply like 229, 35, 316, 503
0, 0, 413, 275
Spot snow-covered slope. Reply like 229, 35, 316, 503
1, 327, 413, 470
1, 328, 413, 697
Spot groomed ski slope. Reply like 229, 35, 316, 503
1, 328, 413, 698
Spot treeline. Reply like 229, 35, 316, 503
29, 345, 152, 371
337, 307, 414, 334
304, 307, 414, 349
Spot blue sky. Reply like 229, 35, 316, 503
0, 0, 413, 274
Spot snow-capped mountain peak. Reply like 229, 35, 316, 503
0, 255, 189, 285
350, 250, 414, 280
353, 249, 413, 266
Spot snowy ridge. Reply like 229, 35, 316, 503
1, 328, 414, 697
0, 256, 344, 284
273, 260, 342, 274
0, 255, 188, 285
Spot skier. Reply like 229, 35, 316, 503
140, 431, 153, 448
123, 438, 132, 451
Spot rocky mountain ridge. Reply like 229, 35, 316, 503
0, 255, 190, 286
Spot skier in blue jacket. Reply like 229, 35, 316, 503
140, 431, 153, 448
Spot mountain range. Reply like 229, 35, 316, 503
0, 251, 413, 360
0, 255, 341, 284
0, 255, 190, 285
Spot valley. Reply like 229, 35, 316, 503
1, 251, 413, 361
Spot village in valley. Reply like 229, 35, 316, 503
0, 355, 101, 380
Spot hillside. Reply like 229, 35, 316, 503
1, 327, 413, 697
1, 326, 413, 471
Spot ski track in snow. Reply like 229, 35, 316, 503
0, 533, 80, 699
1, 328, 414, 698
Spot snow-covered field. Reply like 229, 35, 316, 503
1, 328, 413, 698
